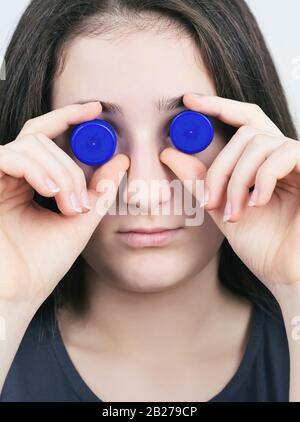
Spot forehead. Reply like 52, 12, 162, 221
52, 31, 215, 110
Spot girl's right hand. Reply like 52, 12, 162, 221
0, 102, 130, 306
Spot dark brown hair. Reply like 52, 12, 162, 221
0, 0, 298, 320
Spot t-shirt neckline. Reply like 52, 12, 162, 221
48, 303, 264, 402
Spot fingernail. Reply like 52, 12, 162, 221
223, 201, 232, 222
248, 188, 258, 207
70, 193, 83, 213
200, 190, 210, 207
191, 92, 205, 98
81, 190, 92, 210
83, 101, 100, 110
45, 177, 60, 193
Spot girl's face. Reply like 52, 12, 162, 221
52, 29, 226, 291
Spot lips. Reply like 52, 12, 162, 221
119, 227, 179, 234
117, 227, 183, 248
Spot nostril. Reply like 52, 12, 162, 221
122, 176, 172, 210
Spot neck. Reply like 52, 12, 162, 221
61, 254, 241, 360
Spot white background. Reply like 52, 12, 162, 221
0, 0, 299, 134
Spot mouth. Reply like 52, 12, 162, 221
116, 227, 184, 248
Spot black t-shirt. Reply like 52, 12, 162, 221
0, 303, 290, 402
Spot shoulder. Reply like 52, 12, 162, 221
243, 305, 290, 401
0, 305, 79, 402
259, 306, 289, 359
259, 306, 290, 371
213, 303, 290, 402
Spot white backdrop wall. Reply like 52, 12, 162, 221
0, 0, 299, 134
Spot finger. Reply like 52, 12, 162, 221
183, 94, 283, 136
34, 133, 91, 211
64, 153, 131, 238
160, 147, 207, 203
17, 102, 102, 140
248, 140, 300, 207
225, 135, 284, 221
7, 135, 88, 216
199, 125, 282, 210
0, 146, 62, 202
159, 147, 227, 233
88, 153, 131, 194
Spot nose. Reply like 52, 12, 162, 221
122, 142, 172, 214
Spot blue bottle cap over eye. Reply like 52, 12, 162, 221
71, 119, 117, 166
169, 110, 214, 154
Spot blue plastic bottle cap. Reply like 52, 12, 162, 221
169, 110, 214, 154
71, 119, 117, 166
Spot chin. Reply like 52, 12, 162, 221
107, 250, 194, 293
117, 274, 184, 293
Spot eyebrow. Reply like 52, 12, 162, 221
75, 95, 188, 116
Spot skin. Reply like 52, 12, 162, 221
51, 30, 253, 401
1, 24, 300, 402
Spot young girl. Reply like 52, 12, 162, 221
0, 0, 299, 402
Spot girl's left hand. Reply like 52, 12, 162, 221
160, 93, 300, 299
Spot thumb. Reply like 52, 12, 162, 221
160, 147, 226, 233
62, 154, 130, 244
